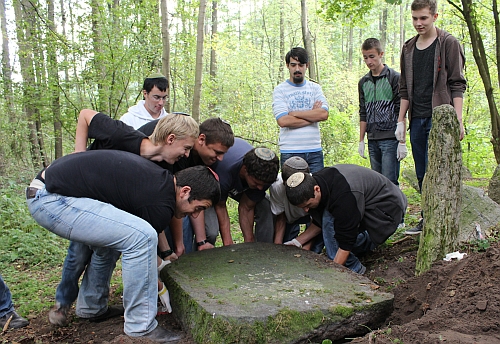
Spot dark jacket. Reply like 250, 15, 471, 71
399, 27, 467, 121
310, 165, 407, 251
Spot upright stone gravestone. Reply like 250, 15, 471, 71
161, 243, 394, 344
416, 104, 462, 275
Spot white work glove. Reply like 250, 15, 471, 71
158, 284, 172, 313
397, 142, 408, 161
284, 238, 302, 248
395, 121, 406, 142
158, 259, 171, 276
358, 141, 366, 159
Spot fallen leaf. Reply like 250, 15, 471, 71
228, 260, 234, 263
294, 254, 301, 258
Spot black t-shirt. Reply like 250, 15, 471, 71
412, 38, 437, 118
44, 150, 176, 233
87, 113, 146, 153
137, 118, 203, 173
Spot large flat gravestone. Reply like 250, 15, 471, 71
161, 243, 393, 343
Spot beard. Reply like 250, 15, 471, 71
292, 73, 304, 83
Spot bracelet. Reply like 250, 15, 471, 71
196, 240, 208, 247
159, 249, 174, 259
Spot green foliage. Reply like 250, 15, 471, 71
318, 0, 375, 24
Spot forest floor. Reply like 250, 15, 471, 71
2, 233, 500, 343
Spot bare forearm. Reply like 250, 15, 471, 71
296, 222, 321, 246
215, 202, 234, 246
359, 121, 367, 141
333, 248, 350, 266
238, 203, 255, 242
289, 108, 328, 122
75, 109, 97, 152
274, 213, 286, 244
170, 217, 185, 256
277, 115, 312, 128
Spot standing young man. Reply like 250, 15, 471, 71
120, 73, 169, 129
395, 0, 467, 234
358, 38, 405, 185
272, 47, 329, 173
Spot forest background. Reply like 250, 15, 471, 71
0, 0, 499, 318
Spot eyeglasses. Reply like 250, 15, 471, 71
172, 112, 191, 116
151, 94, 169, 102
220, 118, 231, 126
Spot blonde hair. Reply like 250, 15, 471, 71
149, 114, 199, 144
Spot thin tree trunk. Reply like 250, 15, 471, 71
451, 0, 500, 163
348, 24, 353, 69
278, 0, 284, 83
160, 0, 171, 113
192, 0, 207, 122
1, 0, 14, 122
380, 5, 388, 50
47, 0, 63, 159
301, 0, 316, 81
13, 0, 43, 169
209, 1, 218, 113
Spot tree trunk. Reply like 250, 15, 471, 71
416, 105, 462, 275
91, 0, 106, 112
160, 0, 171, 113
192, 0, 207, 122
47, 0, 63, 159
301, 0, 317, 81
348, 24, 353, 69
450, 0, 500, 163
380, 6, 388, 51
13, 0, 44, 169
278, 0, 284, 83
1, 0, 14, 122
208, 0, 218, 113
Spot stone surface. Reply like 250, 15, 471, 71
488, 164, 500, 204
403, 169, 500, 242
418, 104, 463, 274
162, 243, 394, 344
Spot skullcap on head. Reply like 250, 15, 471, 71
255, 148, 276, 161
147, 72, 167, 79
284, 156, 308, 170
286, 172, 305, 188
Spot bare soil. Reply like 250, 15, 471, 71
2, 239, 500, 344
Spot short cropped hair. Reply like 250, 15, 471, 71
149, 114, 199, 145
243, 148, 279, 184
411, 0, 437, 14
362, 38, 383, 53
285, 172, 317, 206
200, 118, 234, 148
285, 47, 309, 64
143, 75, 169, 93
281, 157, 309, 182
175, 165, 221, 205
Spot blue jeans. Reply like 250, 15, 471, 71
321, 210, 376, 273
410, 117, 432, 192
27, 188, 158, 337
0, 274, 14, 317
280, 151, 324, 173
368, 139, 400, 185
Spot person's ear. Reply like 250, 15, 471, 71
179, 185, 191, 200
198, 134, 206, 146
142, 90, 148, 99
166, 134, 176, 145
380, 51, 385, 58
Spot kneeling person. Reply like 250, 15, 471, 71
27, 150, 220, 343
285, 165, 407, 274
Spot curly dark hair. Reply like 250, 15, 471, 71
242, 148, 279, 184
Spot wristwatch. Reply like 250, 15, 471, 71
196, 240, 208, 247
159, 249, 173, 259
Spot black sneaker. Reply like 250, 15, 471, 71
141, 326, 181, 343
405, 219, 423, 235
0, 311, 29, 329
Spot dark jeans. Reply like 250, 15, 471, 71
321, 210, 376, 273
280, 151, 324, 173
409, 117, 432, 192
368, 139, 400, 186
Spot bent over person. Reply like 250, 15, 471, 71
285, 165, 407, 274
27, 150, 220, 343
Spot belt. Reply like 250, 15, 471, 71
26, 187, 40, 199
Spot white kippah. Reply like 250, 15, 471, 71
255, 148, 276, 161
284, 156, 308, 170
286, 172, 305, 188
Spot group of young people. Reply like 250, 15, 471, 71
0, 0, 466, 342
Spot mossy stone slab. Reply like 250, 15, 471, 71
161, 243, 393, 343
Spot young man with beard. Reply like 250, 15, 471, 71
27, 150, 220, 343
395, 0, 467, 235
272, 47, 329, 173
